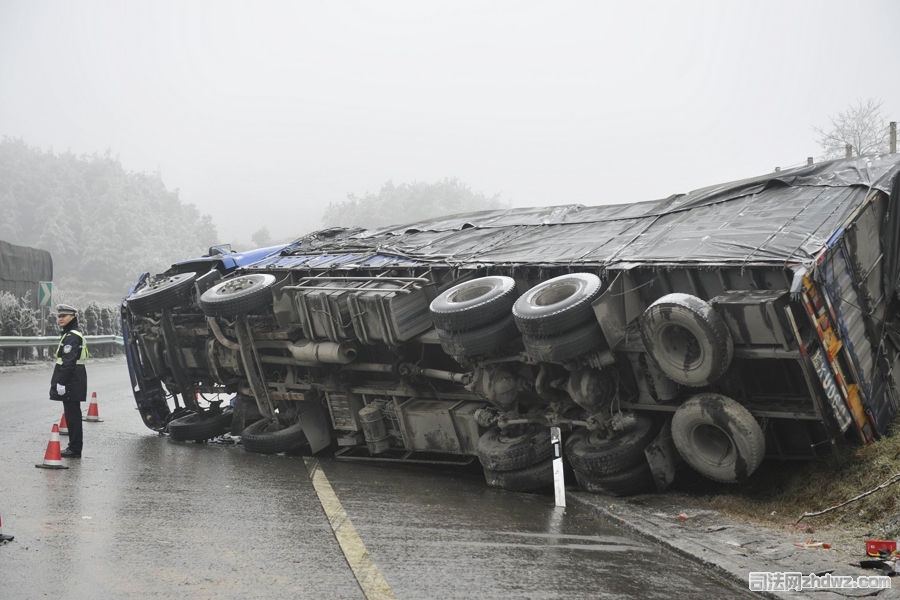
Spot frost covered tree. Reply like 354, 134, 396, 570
815, 99, 893, 159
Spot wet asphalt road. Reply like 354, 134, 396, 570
0, 359, 755, 599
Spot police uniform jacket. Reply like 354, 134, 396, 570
49, 318, 88, 403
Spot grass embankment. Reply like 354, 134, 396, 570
669, 416, 900, 541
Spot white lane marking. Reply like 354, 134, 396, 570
304, 458, 398, 600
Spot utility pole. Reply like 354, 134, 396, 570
891, 121, 897, 154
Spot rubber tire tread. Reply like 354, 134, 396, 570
512, 273, 602, 337
241, 418, 309, 454
573, 461, 656, 496
168, 407, 234, 442
483, 459, 554, 492
429, 276, 518, 332
436, 314, 520, 359
565, 415, 660, 476
670, 393, 765, 483
199, 274, 276, 317
522, 320, 605, 363
476, 424, 552, 472
127, 272, 197, 315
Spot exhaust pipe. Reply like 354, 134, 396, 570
288, 340, 357, 364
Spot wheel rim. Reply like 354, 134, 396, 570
690, 423, 735, 466
531, 280, 578, 307
448, 282, 494, 304
210, 274, 272, 298
658, 322, 704, 371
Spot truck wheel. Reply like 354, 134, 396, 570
512, 273, 602, 336
199, 273, 276, 317
436, 314, 520, 360
483, 459, 554, 492
476, 424, 552, 471
522, 320, 605, 363
639, 293, 733, 387
430, 276, 518, 331
671, 393, 765, 483
565, 415, 659, 477
167, 407, 234, 442
127, 272, 197, 315
241, 418, 309, 454
573, 461, 656, 496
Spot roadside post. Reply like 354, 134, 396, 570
551, 426, 565, 508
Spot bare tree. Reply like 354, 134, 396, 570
815, 98, 891, 159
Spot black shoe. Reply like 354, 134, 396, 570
61, 448, 81, 458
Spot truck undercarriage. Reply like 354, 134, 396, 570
122, 156, 900, 495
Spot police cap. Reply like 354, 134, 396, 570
56, 304, 77, 316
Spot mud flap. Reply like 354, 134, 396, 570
644, 420, 677, 492
299, 402, 333, 454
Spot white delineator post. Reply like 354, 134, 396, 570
551, 426, 565, 507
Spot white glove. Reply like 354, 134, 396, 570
56, 383, 66, 395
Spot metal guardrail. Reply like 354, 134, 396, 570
0, 335, 124, 348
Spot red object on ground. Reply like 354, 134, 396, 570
35, 423, 69, 470
85, 392, 100, 422
58, 412, 68, 435
866, 540, 898, 556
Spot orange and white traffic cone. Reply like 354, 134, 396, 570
0, 513, 14, 543
35, 423, 69, 469
85, 392, 102, 422
58, 412, 68, 435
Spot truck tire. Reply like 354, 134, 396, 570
522, 320, 605, 363
436, 314, 520, 359
639, 293, 733, 387
241, 418, 309, 454
671, 393, 765, 483
512, 273, 602, 337
167, 407, 234, 442
127, 272, 197, 315
476, 424, 552, 472
483, 459, 554, 492
199, 273, 276, 317
429, 276, 518, 332
565, 415, 659, 477
573, 461, 656, 496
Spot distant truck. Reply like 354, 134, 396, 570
121, 155, 900, 495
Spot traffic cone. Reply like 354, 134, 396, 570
35, 423, 69, 469
58, 412, 68, 435
85, 392, 102, 422
0, 513, 14, 543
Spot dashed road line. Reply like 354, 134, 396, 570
304, 458, 398, 600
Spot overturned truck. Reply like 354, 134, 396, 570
122, 156, 900, 495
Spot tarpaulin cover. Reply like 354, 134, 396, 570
0, 240, 52, 308
270, 155, 900, 272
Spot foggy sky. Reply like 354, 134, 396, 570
1, 1, 899, 246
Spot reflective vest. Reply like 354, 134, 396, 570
56, 329, 89, 365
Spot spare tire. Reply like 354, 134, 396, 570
127, 272, 197, 315
671, 393, 765, 483
512, 273, 603, 337
199, 273, 276, 317
430, 276, 518, 332
639, 293, 733, 387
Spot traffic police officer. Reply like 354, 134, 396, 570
49, 303, 88, 458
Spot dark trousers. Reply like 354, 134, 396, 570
62, 399, 83, 453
